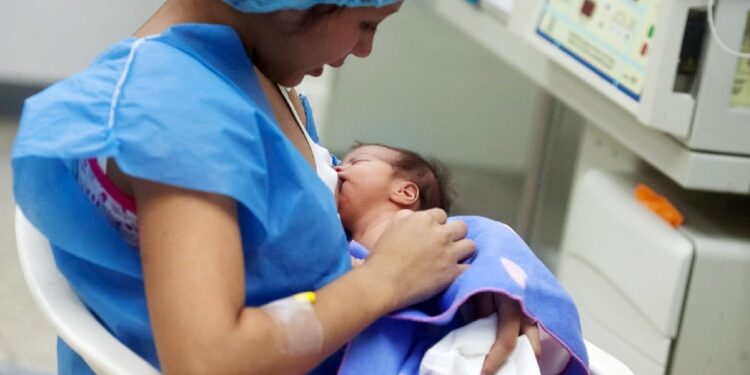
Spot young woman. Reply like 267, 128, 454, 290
13, 1, 528, 373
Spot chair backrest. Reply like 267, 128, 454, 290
15, 207, 160, 375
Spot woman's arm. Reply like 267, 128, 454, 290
134, 178, 473, 375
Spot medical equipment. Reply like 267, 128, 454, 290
435, 3, 750, 373
435, 0, 750, 194
526, 0, 750, 156
556, 126, 750, 375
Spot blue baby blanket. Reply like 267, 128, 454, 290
340, 216, 589, 375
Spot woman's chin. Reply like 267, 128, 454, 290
309, 67, 325, 77
277, 75, 305, 87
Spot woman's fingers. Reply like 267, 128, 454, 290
452, 238, 475, 263
445, 220, 469, 241
482, 296, 522, 375
367, 211, 473, 309
421, 207, 448, 224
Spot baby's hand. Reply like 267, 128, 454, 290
351, 256, 365, 268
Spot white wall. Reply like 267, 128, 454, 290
0, 1, 162, 85
321, 1, 546, 173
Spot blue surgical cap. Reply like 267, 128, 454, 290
223, 0, 400, 13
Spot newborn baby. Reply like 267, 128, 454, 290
333, 143, 589, 375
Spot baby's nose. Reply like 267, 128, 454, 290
334, 165, 344, 173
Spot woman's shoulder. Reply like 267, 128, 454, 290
21, 24, 259, 116
27, 23, 259, 115
16, 23, 272, 156
121, 24, 257, 102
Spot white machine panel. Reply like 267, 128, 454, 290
561, 170, 693, 337
689, 8, 750, 154
558, 256, 671, 374
558, 165, 750, 374
557, 169, 693, 374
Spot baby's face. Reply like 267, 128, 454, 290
335, 145, 400, 227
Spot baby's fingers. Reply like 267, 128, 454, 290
523, 318, 542, 357
472, 292, 495, 319
482, 296, 522, 374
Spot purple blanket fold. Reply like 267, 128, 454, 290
339, 216, 589, 375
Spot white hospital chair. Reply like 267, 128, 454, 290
16, 207, 631, 375
15, 207, 160, 375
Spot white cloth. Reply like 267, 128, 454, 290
420, 316, 541, 375
277, 85, 339, 194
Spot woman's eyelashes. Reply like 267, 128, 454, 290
359, 22, 378, 32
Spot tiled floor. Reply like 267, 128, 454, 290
0, 118, 56, 374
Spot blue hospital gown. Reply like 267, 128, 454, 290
12, 24, 350, 374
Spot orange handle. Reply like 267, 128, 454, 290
634, 184, 684, 228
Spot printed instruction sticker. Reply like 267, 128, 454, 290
730, 13, 750, 108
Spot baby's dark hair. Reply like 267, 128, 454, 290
351, 142, 454, 213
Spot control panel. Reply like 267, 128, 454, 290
537, 0, 661, 102
525, 0, 750, 157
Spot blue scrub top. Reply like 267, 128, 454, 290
12, 24, 350, 374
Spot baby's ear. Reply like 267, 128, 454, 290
391, 180, 419, 208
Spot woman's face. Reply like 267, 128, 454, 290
253, 3, 403, 86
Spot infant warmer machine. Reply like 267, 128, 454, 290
556, 128, 750, 375
515, 1, 750, 372
433, 0, 750, 373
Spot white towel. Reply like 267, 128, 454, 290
420, 316, 541, 375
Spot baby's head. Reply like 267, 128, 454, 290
335, 143, 452, 230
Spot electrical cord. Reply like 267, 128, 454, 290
707, 0, 750, 58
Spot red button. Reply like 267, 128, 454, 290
581, 0, 596, 17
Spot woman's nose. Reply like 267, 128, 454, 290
352, 33, 375, 58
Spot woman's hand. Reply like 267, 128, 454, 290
363, 209, 475, 311
472, 293, 542, 374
